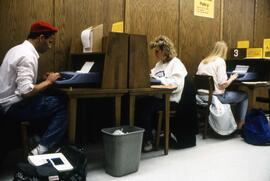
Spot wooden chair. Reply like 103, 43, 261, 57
0, 110, 30, 159
20, 121, 30, 158
155, 110, 176, 150
193, 75, 214, 139
155, 76, 198, 150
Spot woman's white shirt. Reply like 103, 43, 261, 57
197, 57, 228, 95
150, 57, 187, 103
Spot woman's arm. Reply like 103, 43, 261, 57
218, 73, 238, 90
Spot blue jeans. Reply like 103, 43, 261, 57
216, 91, 248, 121
6, 92, 68, 149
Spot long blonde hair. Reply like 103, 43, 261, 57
202, 41, 228, 64
149, 35, 177, 63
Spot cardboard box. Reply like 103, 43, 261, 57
81, 24, 103, 53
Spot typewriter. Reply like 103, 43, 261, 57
227, 65, 257, 81
55, 61, 101, 87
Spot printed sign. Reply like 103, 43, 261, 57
237, 41, 249, 48
112, 21, 124, 33
228, 48, 247, 60
246, 48, 263, 59
263, 39, 270, 58
194, 0, 214, 18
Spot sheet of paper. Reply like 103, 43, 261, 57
81, 28, 91, 53
233, 65, 249, 74
76, 61, 94, 73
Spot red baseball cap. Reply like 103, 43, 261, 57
30, 20, 58, 33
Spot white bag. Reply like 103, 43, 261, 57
209, 96, 237, 135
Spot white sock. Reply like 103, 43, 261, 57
30, 144, 48, 155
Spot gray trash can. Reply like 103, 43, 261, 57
101, 125, 144, 177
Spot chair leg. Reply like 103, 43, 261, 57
203, 117, 208, 139
21, 121, 30, 158
155, 111, 163, 150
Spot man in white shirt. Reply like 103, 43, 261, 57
0, 20, 67, 156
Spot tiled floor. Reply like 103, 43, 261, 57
1, 134, 270, 181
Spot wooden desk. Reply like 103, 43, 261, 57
233, 81, 270, 110
128, 87, 175, 155
60, 88, 128, 144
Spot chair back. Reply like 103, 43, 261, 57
193, 74, 214, 106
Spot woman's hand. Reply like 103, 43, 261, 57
218, 73, 238, 90
230, 73, 238, 81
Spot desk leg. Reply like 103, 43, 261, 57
68, 98, 77, 144
164, 94, 170, 155
129, 95, 135, 126
247, 87, 255, 110
115, 96, 121, 126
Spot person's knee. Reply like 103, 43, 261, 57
46, 96, 67, 110
238, 91, 248, 100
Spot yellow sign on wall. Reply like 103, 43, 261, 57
263, 39, 270, 58
246, 48, 263, 59
194, 0, 215, 18
112, 21, 124, 33
237, 40, 249, 48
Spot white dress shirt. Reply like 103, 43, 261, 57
0, 40, 39, 112
150, 57, 187, 103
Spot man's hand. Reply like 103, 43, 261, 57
22, 72, 60, 98
46, 72, 60, 83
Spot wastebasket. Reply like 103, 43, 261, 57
101, 125, 144, 177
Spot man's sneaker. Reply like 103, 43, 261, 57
29, 144, 48, 155
143, 141, 153, 152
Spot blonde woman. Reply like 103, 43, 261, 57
137, 35, 188, 152
197, 41, 248, 130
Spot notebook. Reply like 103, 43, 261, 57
28, 153, 73, 172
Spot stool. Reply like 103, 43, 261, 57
20, 121, 30, 158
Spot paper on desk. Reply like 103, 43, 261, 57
233, 65, 249, 74
76, 61, 94, 73
242, 81, 270, 85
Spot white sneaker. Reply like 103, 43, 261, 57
143, 141, 153, 152
30, 144, 48, 155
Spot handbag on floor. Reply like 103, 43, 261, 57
13, 145, 87, 181
13, 162, 59, 181
242, 109, 270, 145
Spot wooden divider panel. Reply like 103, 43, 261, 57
129, 34, 150, 88
102, 32, 129, 88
